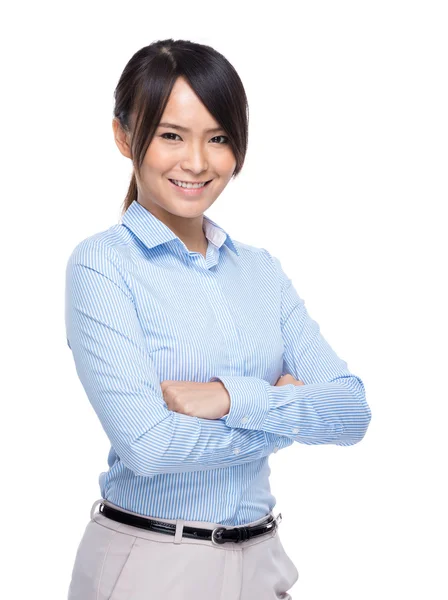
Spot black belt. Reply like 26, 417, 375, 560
99, 503, 282, 545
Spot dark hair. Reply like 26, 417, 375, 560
113, 38, 249, 217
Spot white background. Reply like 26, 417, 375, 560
2, 1, 447, 598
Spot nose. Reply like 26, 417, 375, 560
180, 141, 209, 175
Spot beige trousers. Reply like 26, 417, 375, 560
67, 498, 299, 599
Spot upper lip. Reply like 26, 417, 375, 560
169, 178, 212, 183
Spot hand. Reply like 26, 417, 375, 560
160, 380, 230, 420
275, 374, 305, 386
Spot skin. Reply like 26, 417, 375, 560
160, 375, 304, 421
112, 76, 304, 420
113, 75, 237, 257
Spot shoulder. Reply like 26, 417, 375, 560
232, 239, 273, 263
65, 225, 135, 295
232, 239, 280, 272
66, 224, 132, 267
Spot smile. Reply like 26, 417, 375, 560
169, 179, 212, 189
167, 178, 213, 197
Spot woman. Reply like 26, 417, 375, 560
65, 38, 372, 600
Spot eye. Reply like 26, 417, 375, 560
160, 133, 181, 141
211, 135, 229, 144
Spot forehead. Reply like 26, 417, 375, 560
161, 76, 220, 130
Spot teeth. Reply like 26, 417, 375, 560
171, 179, 208, 189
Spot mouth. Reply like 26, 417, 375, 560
167, 178, 213, 196
168, 178, 213, 187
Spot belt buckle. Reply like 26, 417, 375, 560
211, 527, 226, 545
212, 513, 282, 546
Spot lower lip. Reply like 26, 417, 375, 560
168, 178, 212, 196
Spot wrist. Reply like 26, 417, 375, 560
212, 381, 230, 417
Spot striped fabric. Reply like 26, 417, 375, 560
65, 199, 371, 526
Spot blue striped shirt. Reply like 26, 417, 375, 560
65, 199, 371, 526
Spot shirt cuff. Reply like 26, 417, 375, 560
209, 376, 271, 429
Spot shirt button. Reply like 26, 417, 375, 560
234, 448, 240, 454
292, 427, 299, 434
241, 416, 249, 424
273, 446, 279, 453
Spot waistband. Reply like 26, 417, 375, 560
90, 498, 282, 546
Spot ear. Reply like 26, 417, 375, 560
112, 118, 132, 159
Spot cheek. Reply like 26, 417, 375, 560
215, 150, 237, 174
142, 144, 175, 172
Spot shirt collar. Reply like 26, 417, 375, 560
120, 200, 240, 256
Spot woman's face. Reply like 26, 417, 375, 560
114, 76, 237, 222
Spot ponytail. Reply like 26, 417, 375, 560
121, 171, 138, 216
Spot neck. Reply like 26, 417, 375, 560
137, 198, 208, 253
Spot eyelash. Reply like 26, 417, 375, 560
160, 133, 229, 144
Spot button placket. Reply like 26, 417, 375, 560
199, 270, 242, 376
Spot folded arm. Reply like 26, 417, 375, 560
210, 250, 372, 446
65, 242, 282, 478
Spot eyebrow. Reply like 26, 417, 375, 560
158, 122, 224, 133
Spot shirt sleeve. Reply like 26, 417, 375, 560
65, 241, 280, 478
209, 249, 372, 446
